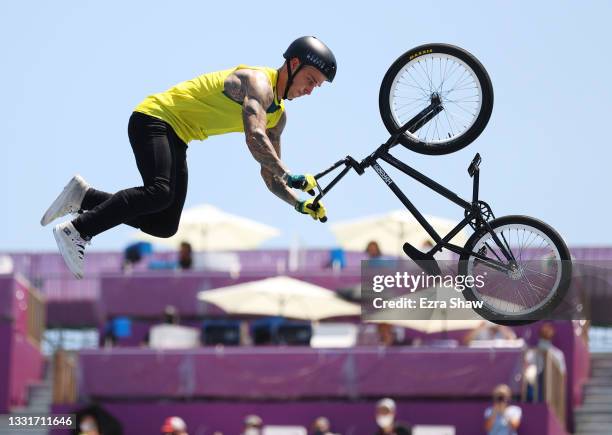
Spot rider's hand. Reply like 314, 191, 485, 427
295, 199, 327, 222
285, 173, 317, 196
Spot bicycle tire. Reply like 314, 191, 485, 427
458, 215, 572, 325
379, 43, 494, 155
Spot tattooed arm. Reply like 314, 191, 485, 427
259, 112, 299, 206
226, 69, 297, 206
233, 69, 289, 178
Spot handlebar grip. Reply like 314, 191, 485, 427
306, 201, 327, 223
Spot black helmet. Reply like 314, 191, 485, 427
280, 36, 336, 100
283, 36, 337, 82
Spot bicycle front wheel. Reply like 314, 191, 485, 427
458, 215, 572, 325
379, 43, 494, 155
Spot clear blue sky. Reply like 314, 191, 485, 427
1, 1, 610, 251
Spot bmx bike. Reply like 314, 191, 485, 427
310, 43, 572, 325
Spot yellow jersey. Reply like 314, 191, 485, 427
134, 65, 285, 144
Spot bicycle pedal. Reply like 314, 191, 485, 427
402, 242, 442, 275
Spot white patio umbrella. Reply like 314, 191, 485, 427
330, 211, 468, 256
197, 276, 361, 320
367, 318, 483, 334
365, 285, 483, 333
132, 204, 279, 251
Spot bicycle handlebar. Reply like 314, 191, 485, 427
309, 156, 366, 222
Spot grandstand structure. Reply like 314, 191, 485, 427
1, 247, 610, 434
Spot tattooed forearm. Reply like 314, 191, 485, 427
261, 168, 298, 206
239, 70, 290, 181
243, 100, 288, 177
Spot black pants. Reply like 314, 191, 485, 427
72, 112, 188, 239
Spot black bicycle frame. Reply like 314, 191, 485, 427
313, 101, 516, 269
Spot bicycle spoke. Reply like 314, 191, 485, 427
466, 221, 564, 317
417, 60, 434, 93
390, 52, 483, 145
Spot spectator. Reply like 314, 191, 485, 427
242, 414, 263, 435
524, 322, 566, 401
462, 321, 517, 345
78, 415, 100, 435
178, 241, 193, 270
536, 322, 566, 371
75, 404, 122, 435
374, 398, 411, 435
143, 305, 180, 346
366, 240, 395, 270
161, 416, 188, 435
164, 305, 180, 325
122, 241, 152, 272
102, 321, 117, 348
484, 384, 522, 435
366, 241, 382, 259
311, 416, 333, 435
377, 323, 397, 346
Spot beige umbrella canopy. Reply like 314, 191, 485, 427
365, 285, 483, 333
330, 211, 467, 256
133, 204, 279, 251
368, 319, 483, 334
198, 276, 361, 321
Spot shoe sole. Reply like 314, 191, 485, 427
40, 175, 86, 226
53, 225, 83, 280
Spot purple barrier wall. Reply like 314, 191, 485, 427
10, 334, 43, 407
0, 276, 17, 413
547, 403, 569, 435
47, 299, 104, 328
0, 323, 12, 414
51, 401, 565, 435
0, 275, 44, 411
77, 347, 523, 400
99, 271, 362, 318
572, 330, 590, 408
0, 276, 14, 319
6, 249, 369, 276
566, 323, 590, 433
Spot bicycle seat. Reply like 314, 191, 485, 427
402, 242, 441, 275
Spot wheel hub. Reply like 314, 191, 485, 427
507, 261, 523, 280
431, 92, 442, 106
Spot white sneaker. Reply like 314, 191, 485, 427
53, 221, 90, 279
40, 175, 90, 226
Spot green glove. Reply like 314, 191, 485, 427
295, 199, 327, 222
285, 173, 317, 196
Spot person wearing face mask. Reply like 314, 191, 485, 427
161, 416, 188, 435
78, 415, 101, 435
525, 322, 567, 401
483, 384, 522, 435
536, 322, 566, 372
242, 414, 263, 435
311, 416, 335, 435
374, 398, 411, 435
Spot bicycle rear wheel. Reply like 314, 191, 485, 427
458, 215, 572, 325
379, 43, 494, 155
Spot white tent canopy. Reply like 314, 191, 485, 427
133, 204, 279, 251
330, 211, 468, 256
365, 285, 484, 333
198, 276, 361, 321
